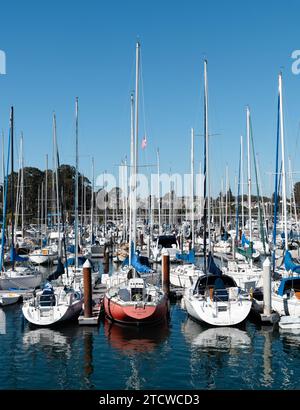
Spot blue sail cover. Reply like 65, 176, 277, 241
207, 252, 222, 276
48, 258, 65, 281
176, 249, 195, 263
277, 276, 300, 296
221, 232, 229, 241
122, 241, 153, 274
9, 246, 28, 262
67, 244, 75, 254
64, 256, 86, 267
241, 233, 250, 247
284, 250, 300, 273
42, 282, 54, 294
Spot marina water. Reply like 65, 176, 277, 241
0, 258, 299, 390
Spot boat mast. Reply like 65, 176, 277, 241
53, 113, 61, 257
90, 157, 94, 245
133, 41, 140, 252
45, 154, 48, 233
225, 164, 228, 231
75, 97, 79, 269
241, 135, 244, 231
203, 60, 209, 273
191, 127, 195, 249
20, 132, 24, 235
129, 93, 134, 266
157, 148, 161, 233
246, 107, 252, 241
1, 132, 4, 212
10, 107, 15, 271
278, 72, 288, 251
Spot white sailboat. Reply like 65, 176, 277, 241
22, 281, 83, 326
271, 73, 300, 328
183, 61, 252, 326
0, 291, 21, 306
0, 107, 42, 291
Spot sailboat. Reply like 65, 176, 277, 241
170, 129, 203, 288
183, 61, 252, 326
0, 107, 42, 291
270, 73, 300, 328
235, 109, 261, 263
0, 291, 21, 306
104, 42, 168, 326
22, 104, 84, 326
225, 125, 263, 292
22, 281, 83, 326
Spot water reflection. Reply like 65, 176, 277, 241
261, 327, 273, 387
22, 324, 80, 359
182, 318, 251, 351
181, 318, 252, 389
104, 319, 170, 390
280, 327, 300, 349
104, 318, 170, 354
0, 309, 6, 334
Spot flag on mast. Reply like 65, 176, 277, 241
141, 135, 147, 149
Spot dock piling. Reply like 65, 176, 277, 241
83, 259, 92, 318
162, 250, 170, 296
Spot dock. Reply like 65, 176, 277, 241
78, 279, 106, 326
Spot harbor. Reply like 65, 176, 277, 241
1, 257, 300, 390
1, 0, 300, 398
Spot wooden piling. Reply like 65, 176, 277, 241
103, 245, 110, 273
83, 259, 92, 318
162, 250, 170, 296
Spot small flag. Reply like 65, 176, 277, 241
141, 135, 147, 149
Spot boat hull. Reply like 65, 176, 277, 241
104, 295, 169, 325
0, 274, 42, 290
183, 294, 252, 326
22, 300, 83, 326
0, 292, 21, 306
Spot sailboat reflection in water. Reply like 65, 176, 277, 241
104, 318, 169, 389
182, 318, 251, 352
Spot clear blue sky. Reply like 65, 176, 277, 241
0, 0, 300, 197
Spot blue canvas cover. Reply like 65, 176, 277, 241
277, 276, 300, 296
122, 241, 153, 274
176, 249, 195, 263
207, 252, 222, 276
42, 282, 54, 294
10, 246, 28, 262
241, 233, 250, 247
284, 250, 300, 274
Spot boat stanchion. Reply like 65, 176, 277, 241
162, 250, 170, 297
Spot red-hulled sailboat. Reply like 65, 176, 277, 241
104, 276, 168, 325
103, 42, 169, 326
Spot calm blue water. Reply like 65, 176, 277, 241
0, 259, 300, 390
